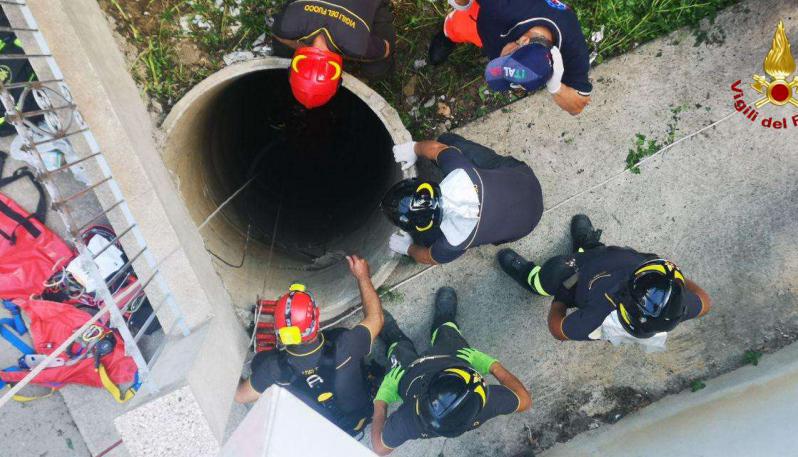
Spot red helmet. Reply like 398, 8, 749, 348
274, 283, 320, 345
289, 47, 343, 109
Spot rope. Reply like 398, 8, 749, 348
197, 174, 259, 231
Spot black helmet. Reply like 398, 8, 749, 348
417, 367, 487, 437
380, 178, 442, 233
617, 259, 686, 338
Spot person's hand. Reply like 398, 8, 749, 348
456, 347, 498, 376
546, 46, 564, 94
346, 255, 371, 281
392, 142, 417, 171
552, 84, 591, 115
375, 366, 405, 404
389, 231, 413, 255
447, 0, 472, 11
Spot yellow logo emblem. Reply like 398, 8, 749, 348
751, 21, 797, 108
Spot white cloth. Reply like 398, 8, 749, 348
389, 231, 413, 255
439, 169, 480, 246
588, 312, 668, 353
546, 46, 565, 94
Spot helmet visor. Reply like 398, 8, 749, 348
638, 285, 671, 318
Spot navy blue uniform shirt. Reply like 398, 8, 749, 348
560, 247, 705, 340
477, 0, 593, 94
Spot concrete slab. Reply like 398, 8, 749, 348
374, 2, 798, 456
540, 341, 798, 457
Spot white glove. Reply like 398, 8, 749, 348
389, 231, 413, 255
546, 46, 565, 94
448, 0, 473, 11
393, 142, 417, 171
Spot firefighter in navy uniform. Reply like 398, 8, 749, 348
370, 287, 532, 455
271, 0, 396, 108
428, 0, 592, 115
498, 214, 712, 345
381, 133, 543, 265
234, 255, 384, 436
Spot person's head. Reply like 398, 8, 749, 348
484, 41, 553, 92
289, 44, 343, 109
417, 367, 487, 437
380, 178, 442, 234
274, 283, 320, 345
616, 259, 687, 338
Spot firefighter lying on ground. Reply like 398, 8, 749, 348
381, 133, 544, 265
234, 255, 384, 436
498, 214, 712, 348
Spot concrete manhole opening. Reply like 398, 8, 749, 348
162, 60, 407, 319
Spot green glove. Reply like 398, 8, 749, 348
456, 348, 498, 376
375, 367, 405, 404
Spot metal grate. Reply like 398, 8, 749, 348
0, 0, 189, 407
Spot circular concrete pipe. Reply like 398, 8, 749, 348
162, 58, 412, 321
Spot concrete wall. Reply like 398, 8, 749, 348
541, 342, 798, 457
26, 0, 249, 452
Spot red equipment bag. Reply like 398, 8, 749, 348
0, 298, 137, 388
0, 162, 74, 299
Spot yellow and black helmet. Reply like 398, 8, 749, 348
416, 366, 487, 437
617, 259, 686, 338
381, 178, 442, 234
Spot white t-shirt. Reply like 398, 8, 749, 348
438, 169, 480, 246
588, 312, 668, 352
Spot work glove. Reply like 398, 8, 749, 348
448, 0, 473, 11
375, 366, 405, 404
546, 46, 565, 94
393, 142, 417, 171
456, 347, 498, 376
389, 231, 413, 255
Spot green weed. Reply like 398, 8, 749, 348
690, 379, 706, 392
626, 133, 661, 174
743, 350, 763, 367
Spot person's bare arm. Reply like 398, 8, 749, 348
371, 401, 394, 455
347, 255, 384, 342
234, 379, 261, 404
490, 362, 532, 412
547, 301, 570, 341
273, 35, 301, 50
685, 279, 712, 318
407, 244, 437, 265
552, 84, 590, 115
414, 140, 449, 162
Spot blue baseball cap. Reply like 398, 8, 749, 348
485, 43, 553, 92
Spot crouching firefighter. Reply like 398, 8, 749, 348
235, 255, 385, 436
271, 0, 397, 108
381, 133, 544, 265
498, 214, 712, 349
370, 287, 532, 455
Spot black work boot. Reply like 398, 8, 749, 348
497, 248, 536, 293
428, 30, 456, 65
431, 287, 458, 334
570, 214, 603, 252
380, 310, 410, 347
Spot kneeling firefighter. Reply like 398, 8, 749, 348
381, 133, 544, 265
270, 0, 397, 108
498, 214, 712, 349
235, 255, 385, 436
370, 287, 531, 455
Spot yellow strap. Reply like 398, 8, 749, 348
98, 365, 136, 403
3, 384, 56, 402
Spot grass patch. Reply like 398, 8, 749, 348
377, 286, 404, 303
100, 0, 739, 134
689, 379, 706, 392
